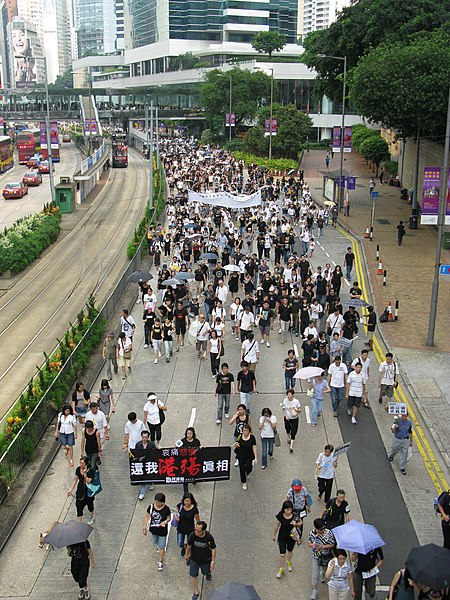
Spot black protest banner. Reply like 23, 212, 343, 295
129, 446, 231, 485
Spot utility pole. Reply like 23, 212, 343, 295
229, 76, 232, 142
149, 99, 154, 211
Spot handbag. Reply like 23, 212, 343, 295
159, 407, 166, 425
274, 430, 281, 447
171, 511, 180, 527
86, 470, 102, 497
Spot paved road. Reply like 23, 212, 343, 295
0, 142, 81, 230
0, 149, 149, 419
0, 220, 446, 600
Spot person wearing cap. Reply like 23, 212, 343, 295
102, 331, 118, 381
143, 393, 167, 448
327, 357, 348, 417
287, 479, 311, 541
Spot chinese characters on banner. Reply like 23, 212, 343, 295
264, 119, 277, 136
129, 446, 232, 485
421, 166, 443, 225
225, 113, 235, 127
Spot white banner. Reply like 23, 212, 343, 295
188, 189, 262, 209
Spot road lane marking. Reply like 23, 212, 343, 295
337, 224, 449, 493
293, 344, 299, 358
305, 405, 311, 424
188, 407, 197, 428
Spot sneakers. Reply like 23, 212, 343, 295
266, 342, 270, 347
166, 358, 170, 363
242, 483, 248, 490
84, 588, 91, 600
351, 417, 357, 424
278, 329, 282, 334
157, 561, 164, 571
320, 569, 326, 583
176, 346, 180, 352
276, 567, 284, 579
181, 546, 186, 556
206, 573, 212, 582
287, 561, 293, 572
347, 409, 352, 416
234, 459, 239, 467
225, 413, 230, 418
261, 465, 266, 469
400, 469, 407, 475
88, 515, 95, 525
212, 374, 216, 379
78, 589, 85, 599
192, 594, 199, 600
216, 419, 221, 424
311, 590, 318, 600
144, 344, 148, 349
154, 358, 158, 364
138, 494, 145, 501
388, 455, 393, 462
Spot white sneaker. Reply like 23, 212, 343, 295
347, 409, 352, 416
278, 329, 282, 334
157, 561, 164, 571
242, 483, 248, 490
261, 339, 265, 344
154, 358, 158, 364
88, 516, 95, 525
234, 459, 239, 467
225, 413, 229, 418
216, 419, 221, 424
266, 342, 270, 347
212, 374, 216, 379
144, 344, 148, 349
351, 417, 357, 424
138, 494, 145, 501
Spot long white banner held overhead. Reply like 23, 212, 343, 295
188, 189, 262, 209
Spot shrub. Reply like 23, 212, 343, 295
232, 151, 298, 172
383, 160, 398, 176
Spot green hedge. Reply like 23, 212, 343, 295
0, 207, 61, 275
0, 296, 105, 461
127, 161, 166, 260
232, 151, 298, 172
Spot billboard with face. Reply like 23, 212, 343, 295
11, 25, 36, 87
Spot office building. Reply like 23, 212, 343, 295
299, 0, 351, 40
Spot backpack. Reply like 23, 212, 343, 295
434, 490, 449, 514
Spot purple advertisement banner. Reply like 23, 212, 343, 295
225, 113, 230, 126
40, 121, 46, 145
347, 176, 356, 190
332, 126, 341, 152
446, 168, 450, 224
343, 126, 352, 153
50, 121, 58, 144
421, 166, 440, 224
264, 119, 277, 136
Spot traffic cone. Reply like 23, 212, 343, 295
377, 259, 383, 275
388, 301, 393, 321
365, 225, 370, 238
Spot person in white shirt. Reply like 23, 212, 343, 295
55, 403, 78, 467
143, 289, 157, 312
143, 393, 167, 448
120, 309, 135, 339
241, 332, 259, 373
282, 389, 302, 453
351, 349, 371, 408
212, 301, 227, 325
195, 314, 211, 359
258, 407, 277, 469
303, 322, 318, 340
123, 411, 145, 450
378, 352, 399, 408
345, 362, 367, 424
85, 402, 108, 446
239, 306, 255, 342
215, 280, 229, 304
327, 357, 348, 417
117, 332, 132, 380
309, 299, 324, 326
326, 310, 345, 337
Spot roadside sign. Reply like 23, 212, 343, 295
333, 442, 351, 457
371, 191, 379, 199
388, 402, 408, 415
439, 265, 450, 277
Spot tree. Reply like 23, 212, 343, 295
48, 69, 74, 91
349, 29, 450, 138
301, 0, 449, 100
170, 52, 199, 71
199, 67, 272, 133
359, 136, 390, 174
351, 125, 379, 152
244, 103, 313, 159
251, 31, 286, 59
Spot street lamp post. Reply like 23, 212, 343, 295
229, 75, 232, 142
426, 85, 450, 346
317, 54, 347, 211
254, 66, 274, 160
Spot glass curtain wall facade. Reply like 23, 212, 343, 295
77, 0, 104, 57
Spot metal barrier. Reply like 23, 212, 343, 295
0, 203, 160, 503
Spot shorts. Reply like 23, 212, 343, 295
118, 355, 131, 367
76, 496, 94, 517
196, 340, 207, 353
347, 395, 362, 408
248, 362, 256, 372
175, 322, 186, 335
76, 405, 88, 416
189, 559, 211, 578
259, 325, 270, 336
59, 432, 75, 446
380, 384, 394, 398
278, 536, 295, 554
152, 534, 168, 549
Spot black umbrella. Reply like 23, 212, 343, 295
207, 582, 261, 600
127, 271, 153, 283
44, 521, 93, 549
200, 253, 219, 261
175, 272, 195, 280
405, 544, 450, 590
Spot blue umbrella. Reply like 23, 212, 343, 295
332, 520, 384, 554
182, 223, 196, 229
175, 272, 194, 280
207, 582, 261, 600
200, 253, 219, 261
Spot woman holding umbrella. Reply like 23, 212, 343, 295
67, 539, 96, 600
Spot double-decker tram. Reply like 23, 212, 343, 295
111, 133, 128, 168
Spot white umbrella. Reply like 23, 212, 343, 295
294, 367, 324, 380
332, 520, 385, 554
224, 264, 241, 272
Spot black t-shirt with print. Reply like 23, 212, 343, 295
216, 372, 235, 394
147, 504, 171, 536
187, 531, 216, 564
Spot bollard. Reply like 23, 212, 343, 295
376, 245, 380, 261
370, 227, 373, 241
383, 270, 387, 286
394, 300, 399, 320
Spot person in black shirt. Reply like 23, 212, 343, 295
278, 297, 293, 343
215, 363, 235, 423
143, 492, 172, 572
283, 349, 299, 391
315, 344, 331, 373
67, 540, 95, 599
67, 456, 96, 524
212, 263, 225, 287
315, 275, 328, 307
143, 309, 156, 348
174, 301, 189, 350
344, 247, 355, 281
186, 521, 217, 599
302, 335, 317, 368
351, 547, 384, 600
321, 489, 350, 529
291, 289, 302, 336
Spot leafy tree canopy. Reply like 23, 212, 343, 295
359, 135, 390, 171
199, 67, 272, 132
48, 69, 74, 91
301, 0, 449, 100
244, 103, 313, 159
350, 28, 450, 138
251, 31, 286, 58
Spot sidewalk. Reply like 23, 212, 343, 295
302, 149, 450, 471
